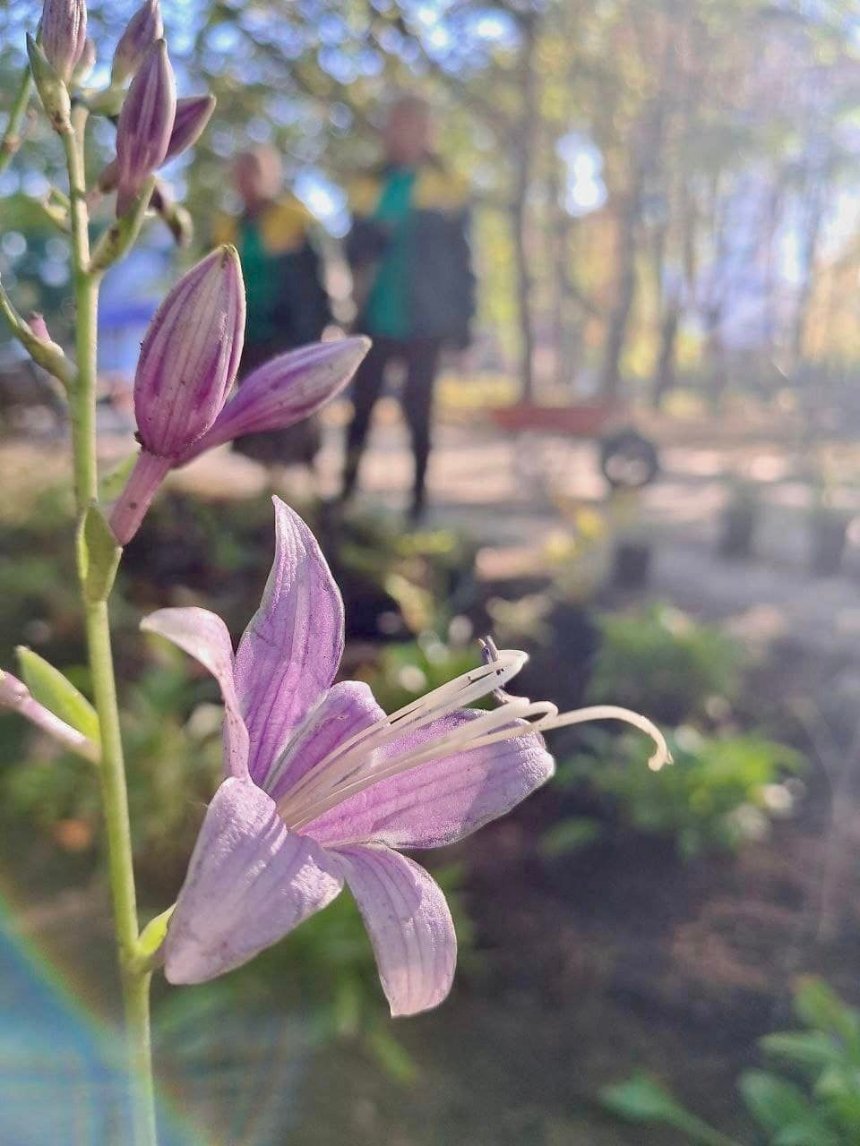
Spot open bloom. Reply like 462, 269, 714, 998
143, 499, 667, 1016
109, 247, 368, 545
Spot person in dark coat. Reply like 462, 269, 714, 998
340, 96, 476, 521
216, 146, 332, 467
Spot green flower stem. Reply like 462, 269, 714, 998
0, 63, 34, 175
64, 104, 157, 1146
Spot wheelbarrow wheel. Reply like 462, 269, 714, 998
599, 429, 659, 489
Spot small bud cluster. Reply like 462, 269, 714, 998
15, 0, 370, 548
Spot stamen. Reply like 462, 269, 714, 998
286, 698, 555, 830
535, 705, 672, 771
274, 649, 528, 814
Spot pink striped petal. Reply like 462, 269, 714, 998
303, 713, 553, 850
141, 607, 248, 778
265, 681, 384, 804
234, 500, 344, 787
175, 339, 369, 466
334, 846, 456, 1017
164, 778, 343, 984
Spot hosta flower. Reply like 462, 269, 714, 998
41, 0, 87, 83
99, 96, 216, 197
143, 499, 667, 1016
111, 0, 163, 85
114, 39, 176, 215
108, 247, 368, 545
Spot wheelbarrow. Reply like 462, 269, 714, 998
488, 400, 660, 491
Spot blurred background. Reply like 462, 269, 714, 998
1, 1, 860, 1143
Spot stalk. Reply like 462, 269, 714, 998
0, 63, 34, 175
63, 102, 157, 1146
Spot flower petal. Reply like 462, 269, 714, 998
141, 607, 249, 778
265, 681, 384, 804
175, 338, 370, 466
234, 499, 344, 787
303, 712, 554, 849
335, 845, 456, 1017
164, 778, 343, 984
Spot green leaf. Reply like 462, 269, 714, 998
740, 1070, 815, 1133
773, 1119, 841, 1146
793, 978, 860, 1043
76, 502, 122, 602
366, 1027, 417, 1084
601, 1074, 736, 1146
761, 1031, 842, 1072
16, 646, 100, 745
135, 906, 175, 969
539, 817, 603, 857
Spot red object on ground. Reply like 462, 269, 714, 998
488, 401, 624, 436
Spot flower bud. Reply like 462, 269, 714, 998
41, 0, 87, 84
177, 338, 371, 465
134, 246, 245, 458
164, 95, 216, 163
115, 39, 176, 216
27, 33, 72, 134
111, 0, 163, 85
73, 37, 96, 83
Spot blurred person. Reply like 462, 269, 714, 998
215, 145, 332, 466
340, 95, 475, 523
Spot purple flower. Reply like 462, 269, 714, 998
142, 500, 668, 1015
115, 39, 176, 215
41, 0, 87, 83
134, 246, 245, 458
110, 323, 368, 545
99, 96, 216, 199
163, 95, 216, 163
111, 0, 163, 84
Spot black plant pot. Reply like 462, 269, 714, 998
810, 513, 849, 577
718, 501, 758, 560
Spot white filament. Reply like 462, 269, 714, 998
536, 705, 672, 771
274, 649, 528, 823
271, 649, 671, 832
286, 696, 558, 830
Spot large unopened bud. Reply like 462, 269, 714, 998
110, 247, 245, 545
115, 39, 176, 216
135, 246, 245, 458
111, 0, 163, 85
41, 0, 87, 83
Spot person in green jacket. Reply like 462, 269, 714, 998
341, 96, 476, 522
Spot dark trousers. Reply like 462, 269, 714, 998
341, 336, 442, 510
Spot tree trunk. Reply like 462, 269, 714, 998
599, 187, 640, 402
510, 11, 539, 402
652, 303, 680, 409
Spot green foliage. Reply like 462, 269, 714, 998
602, 978, 860, 1145
558, 727, 802, 859
601, 1073, 735, 1146
17, 645, 99, 744
587, 605, 744, 724
538, 816, 604, 858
